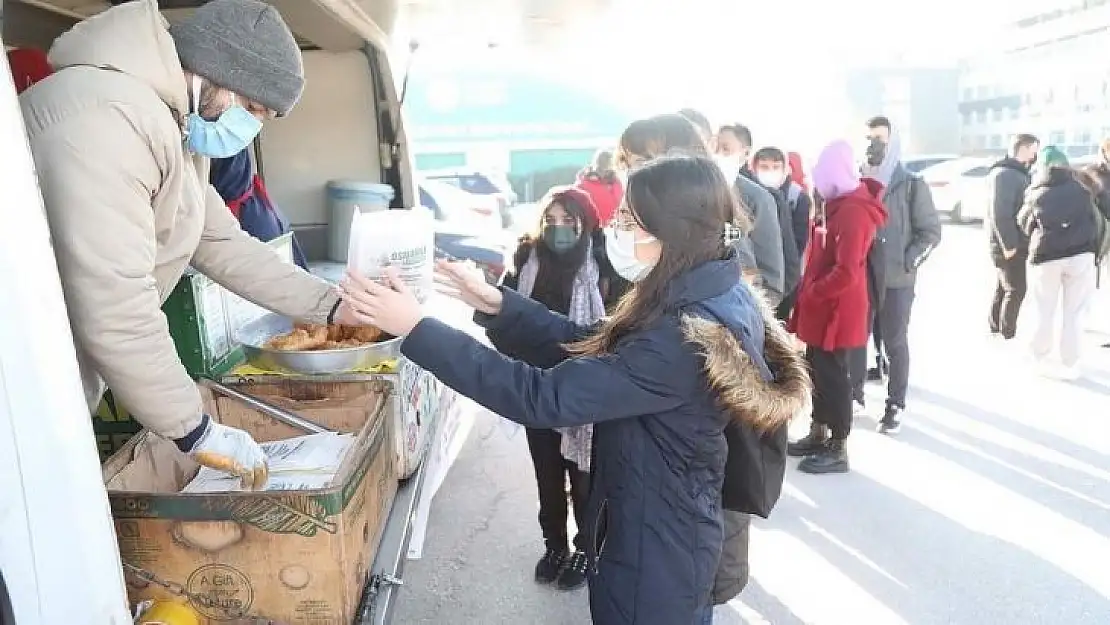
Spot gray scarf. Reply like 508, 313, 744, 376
517, 242, 606, 471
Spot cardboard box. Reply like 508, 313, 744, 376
224, 359, 442, 480
102, 379, 398, 624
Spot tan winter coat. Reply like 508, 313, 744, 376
19, 0, 338, 439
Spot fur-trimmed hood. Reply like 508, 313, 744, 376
682, 294, 811, 433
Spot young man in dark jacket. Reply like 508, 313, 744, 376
987, 133, 1040, 340
714, 122, 787, 304
752, 146, 809, 320
862, 116, 943, 434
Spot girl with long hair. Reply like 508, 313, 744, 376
337, 154, 810, 625
499, 186, 625, 590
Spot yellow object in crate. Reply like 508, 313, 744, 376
230, 359, 398, 376
136, 600, 200, 625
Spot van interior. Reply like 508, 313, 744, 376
1, 0, 415, 262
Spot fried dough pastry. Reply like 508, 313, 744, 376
265, 323, 384, 351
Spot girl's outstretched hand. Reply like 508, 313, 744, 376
433, 259, 503, 316
339, 267, 425, 337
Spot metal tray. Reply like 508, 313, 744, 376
235, 313, 402, 375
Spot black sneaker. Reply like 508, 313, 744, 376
787, 423, 829, 457
867, 356, 889, 382
878, 405, 903, 435
797, 438, 849, 474
556, 551, 589, 590
534, 547, 567, 584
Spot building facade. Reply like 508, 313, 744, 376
959, 0, 1110, 157
844, 66, 961, 156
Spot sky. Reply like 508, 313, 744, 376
391, 0, 1063, 153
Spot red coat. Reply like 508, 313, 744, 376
788, 179, 887, 351
576, 172, 623, 226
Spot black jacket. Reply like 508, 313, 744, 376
987, 157, 1033, 259
403, 256, 809, 625
498, 233, 628, 368
778, 180, 812, 259
1018, 168, 1100, 265
742, 168, 802, 296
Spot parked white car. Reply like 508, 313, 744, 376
919, 157, 996, 224
903, 153, 959, 174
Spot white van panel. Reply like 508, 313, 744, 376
260, 49, 382, 227
0, 44, 131, 625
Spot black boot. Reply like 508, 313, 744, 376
787, 422, 829, 457
556, 551, 589, 590
534, 547, 567, 584
798, 437, 849, 474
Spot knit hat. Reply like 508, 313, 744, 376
1038, 145, 1069, 168
812, 140, 862, 201
170, 0, 304, 116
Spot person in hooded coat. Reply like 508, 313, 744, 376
576, 149, 624, 227
1018, 146, 1103, 379
855, 116, 942, 435
209, 147, 308, 268
788, 140, 887, 474
338, 154, 811, 625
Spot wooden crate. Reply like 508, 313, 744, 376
102, 379, 398, 624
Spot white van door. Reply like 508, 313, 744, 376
0, 45, 131, 625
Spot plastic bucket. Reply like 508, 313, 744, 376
326, 180, 396, 262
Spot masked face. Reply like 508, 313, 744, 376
865, 136, 887, 167
714, 154, 743, 181
184, 75, 263, 158
543, 226, 578, 254
542, 203, 580, 255
606, 201, 660, 282
755, 162, 787, 189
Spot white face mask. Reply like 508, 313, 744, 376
756, 169, 786, 188
605, 227, 656, 282
714, 154, 743, 181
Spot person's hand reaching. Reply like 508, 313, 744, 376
434, 259, 503, 315
180, 418, 269, 490
339, 267, 426, 337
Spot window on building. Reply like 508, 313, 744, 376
974, 135, 987, 150
976, 85, 989, 99
1077, 129, 1093, 146
975, 110, 987, 124
1050, 130, 1066, 144
992, 108, 1003, 122
1009, 107, 1020, 120
989, 135, 1003, 149
962, 87, 974, 101
962, 111, 973, 125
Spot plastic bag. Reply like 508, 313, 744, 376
347, 208, 434, 302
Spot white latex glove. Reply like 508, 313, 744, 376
186, 420, 269, 490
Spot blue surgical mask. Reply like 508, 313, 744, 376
184, 75, 262, 158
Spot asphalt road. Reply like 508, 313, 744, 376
393, 223, 1110, 625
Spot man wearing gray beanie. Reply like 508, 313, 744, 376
21, 0, 365, 488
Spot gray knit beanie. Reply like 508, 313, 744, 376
170, 0, 304, 116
